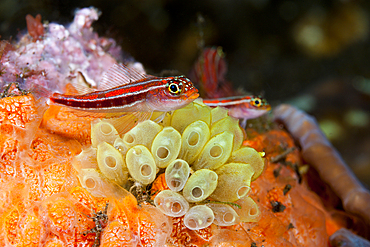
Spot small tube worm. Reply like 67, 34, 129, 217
206, 203, 240, 226
165, 159, 190, 192
183, 169, 218, 202
193, 131, 234, 170
184, 205, 214, 230
91, 120, 120, 147
178, 120, 210, 164
122, 120, 162, 149
154, 190, 189, 217
126, 145, 156, 185
151, 127, 181, 168
274, 104, 370, 225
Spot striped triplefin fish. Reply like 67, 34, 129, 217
203, 95, 271, 128
188, 46, 234, 98
49, 63, 199, 133
189, 47, 270, 126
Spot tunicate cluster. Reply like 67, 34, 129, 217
73, 99, 264, 230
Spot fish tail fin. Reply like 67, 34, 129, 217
27, 82, 53, 101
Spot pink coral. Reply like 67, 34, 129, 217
1, 7, 138, 95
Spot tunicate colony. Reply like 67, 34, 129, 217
73, 99, 264, 230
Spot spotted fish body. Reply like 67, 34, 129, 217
50, 64, 199, 114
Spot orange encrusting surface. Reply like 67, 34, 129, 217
241, 129, 343, 246
0, 94, 344, 246
4, 208, 20, 245
41, 84, 94, 145
0, 94, 37, 128
41, 105, 92, 145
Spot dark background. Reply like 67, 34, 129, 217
1, 0, 370, 187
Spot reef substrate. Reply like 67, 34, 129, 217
0, 6, 366, 247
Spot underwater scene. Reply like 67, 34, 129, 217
0, 1, 369, 246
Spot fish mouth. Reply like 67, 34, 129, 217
188, 92, 199, 100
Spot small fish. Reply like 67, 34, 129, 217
203, 95, 271, 128
49, 63, 199, 133
189, 46, 233, 98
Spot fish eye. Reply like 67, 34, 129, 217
168, 82, 182, 95
252, 98, 262, 107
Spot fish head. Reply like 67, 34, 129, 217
231, 96, 271, 120
147, 75, 199, 111
248, 96, 271, 111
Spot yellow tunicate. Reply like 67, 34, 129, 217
151, 127, 181, 168
211, 116, 244, 152
211, 163, 254, 202
77, 168, 114, 198
234, 196, 260, 222
113, 137, 128, 157
162, 112, 173, 126
91, 120, 120, 147
126, 145, 156, 185
211, 106, 229, 125
228, 147, 265, 181
152, 111, 173, 127
171, 100, 211, 134
165, 159, 190, 192
178, 120, 210, 164
73, 146, 98, 171
183, 205, 214, 230
122, 120, 163, 149
192, 131, 234, 170
154, 190, 189, 217
183, 169, 218, 202
97, 141, 128, 186
150, 111, 165, 123
206, 203, 240, 226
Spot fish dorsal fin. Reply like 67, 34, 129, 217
65, 82, 96, 96
99, 63, 152, 90
64, 71, 97, 95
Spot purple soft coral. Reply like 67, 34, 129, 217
0, 7, 144, 96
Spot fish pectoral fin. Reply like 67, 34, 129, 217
151, 111, 167, 123
106, 111, 152, 135
56, 107, 122, 119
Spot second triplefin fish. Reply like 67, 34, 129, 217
189, 46, 271, 126
188, 46, 234, 98
49, 63, 199, 133
203, 95, 271, 128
